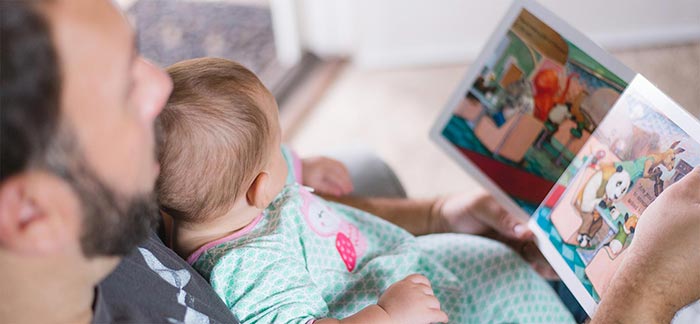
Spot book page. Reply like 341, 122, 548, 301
530, 75, 700, 316
431, 0, 633, 220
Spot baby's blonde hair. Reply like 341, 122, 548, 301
156, 58, 272, 223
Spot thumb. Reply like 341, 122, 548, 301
471, 195, 532, 240
507, 218, 533, 241
490, 210, 532, 241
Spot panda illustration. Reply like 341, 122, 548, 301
574, 163, 632, 248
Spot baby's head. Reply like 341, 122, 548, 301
156, 58, 287, 226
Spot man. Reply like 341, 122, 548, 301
0, 1, 237, 323
1, 1, 698, 323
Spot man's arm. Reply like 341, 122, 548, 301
320, 194, 440, 236
324, 193, 560, 279
323, 192, 529, 240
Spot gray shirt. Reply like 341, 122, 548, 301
94, 231, 237, 324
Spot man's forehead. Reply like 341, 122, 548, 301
43, 0, 133, 53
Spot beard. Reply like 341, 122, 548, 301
44, 126, 159, 258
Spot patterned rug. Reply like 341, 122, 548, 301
126, 0, 286, 90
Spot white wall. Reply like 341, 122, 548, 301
297, 0, 700, 69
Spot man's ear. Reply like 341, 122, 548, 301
0, 173, 79, 256
246, 172, 272, 209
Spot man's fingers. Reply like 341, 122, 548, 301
521, 241, 559, 279
496, 203, 533, 240
533, 262, 560, 280
482, 204, 532, 241
512, 222, 533, 240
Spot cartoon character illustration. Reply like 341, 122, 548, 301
303, 196, 342, 237
503, 78, 534, 115
474, 75, 498, 99
568, 91, 590, 128
300, 189, 367, 272
532, 69, 577, 122
602, 213, 639, 257
548, 103, 572, 125
491, 79, 533, 124
572, 141, 685, 249
628, 141, 685, 196
574, 163, 632, 248
607, 204, 622, 220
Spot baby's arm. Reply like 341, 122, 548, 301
315, 274, 448, 324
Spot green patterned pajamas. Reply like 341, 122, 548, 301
189, 149, 573, 323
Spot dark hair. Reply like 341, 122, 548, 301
0, 2, 160, 257
1, 2, 61, 181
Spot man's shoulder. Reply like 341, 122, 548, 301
94, 231, 237, 324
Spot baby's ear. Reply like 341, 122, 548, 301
246, 172, 272, 209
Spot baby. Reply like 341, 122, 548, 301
156, 58, 573, 324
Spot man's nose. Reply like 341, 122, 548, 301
138, 58, 173, 123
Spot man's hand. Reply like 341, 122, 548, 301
594, 167, 700, 323
434, 191, 529, 239
301, 156, 353, 197
434, 192, 558, 279
377, 274, 449, 324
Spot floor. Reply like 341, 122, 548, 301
288, 42, 700, 199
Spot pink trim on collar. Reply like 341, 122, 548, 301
290, 149, 303, 183
186, 213, 264, 265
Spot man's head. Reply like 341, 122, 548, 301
157, 58, 286, 226
0, 0, 172, 284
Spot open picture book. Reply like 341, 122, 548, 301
430, 0, 700, 320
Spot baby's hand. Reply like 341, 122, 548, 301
301, 156, 353, 196
377, 274, 448, 324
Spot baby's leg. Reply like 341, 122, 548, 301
416, 233, 575, 324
